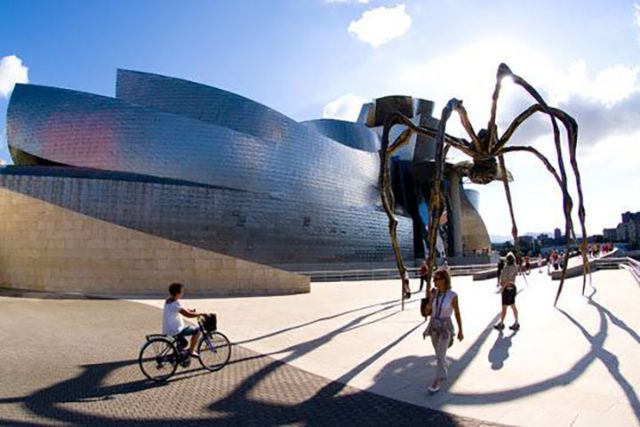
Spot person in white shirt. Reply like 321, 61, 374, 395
422, 269, 464, 393
494, 252, 520, 331
163, 283, 206, 357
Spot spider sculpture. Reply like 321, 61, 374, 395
380, 63, 589, 308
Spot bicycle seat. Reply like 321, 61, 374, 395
145, 334, 170, 341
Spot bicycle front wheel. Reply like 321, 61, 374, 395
139, 337, 178, 381
198, 331, 232, 372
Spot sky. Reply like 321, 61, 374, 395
1, 0, 639, 239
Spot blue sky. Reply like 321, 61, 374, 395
2, 0, 639, 237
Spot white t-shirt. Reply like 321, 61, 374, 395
163, 300, 184, 336
432, 290, 457, 319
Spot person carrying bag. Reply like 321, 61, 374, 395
422, 269, 464, 393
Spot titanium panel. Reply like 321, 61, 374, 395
301, 119, 380, 152
0, 168, 414, 267
8, 84, 381, 208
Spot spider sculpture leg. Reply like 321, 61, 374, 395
497, 154, 520, 258
380, 110, 475, 308
493, 64, 589, 305
422, 99, 464, 292
380, 113, 418, 309
499, 105, 591, 300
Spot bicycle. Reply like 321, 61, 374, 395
138, 314, 232, 382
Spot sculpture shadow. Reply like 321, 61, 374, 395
557, 288, 639, 421
0, 299, 459, 427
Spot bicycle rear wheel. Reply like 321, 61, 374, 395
139, 337, 178, 381
198, 331, 232, 372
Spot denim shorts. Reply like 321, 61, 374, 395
177, 325, 198, 337
502, 285, 517, 306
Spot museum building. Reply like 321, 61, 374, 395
0, 70, 489, 296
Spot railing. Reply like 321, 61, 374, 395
296, 263, 496, 282
295, 251, 640, 283
622, 257, 640, 284
549, 255, 640, 282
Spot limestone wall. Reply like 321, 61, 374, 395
0, 188, 309, 296
460, 189, 491, 254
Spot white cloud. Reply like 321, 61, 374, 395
378, 38, 640, 235
388, 38, 558, 143
550, 60, 639, 107
634, 3, 640, 28
387, 39, 640, 150
0, 55, 29, 98
322, 93, 367, 120
348, 4, 412, 47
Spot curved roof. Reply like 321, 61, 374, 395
116, 69, 297, 144
301, 119, 380, 152
7, 83, 380, 207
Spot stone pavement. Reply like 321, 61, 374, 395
134, 267, 640, 427
0, 296, 503, 426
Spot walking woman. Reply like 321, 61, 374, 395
494, 252, 520, 331
422, 269, 464, 393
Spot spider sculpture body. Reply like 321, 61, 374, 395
380, 63, 589, 308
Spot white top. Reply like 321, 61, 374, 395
432, 290, 456, 319
163, 300, 184, 336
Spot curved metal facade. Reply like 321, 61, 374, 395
302, 119, 380, 152
5, 72, 415, 268
8, 84, 380, 207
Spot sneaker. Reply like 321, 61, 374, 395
427, 385, 441, 394
509, 323, 520, 331
493, 323, 505, 330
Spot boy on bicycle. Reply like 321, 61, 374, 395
163, 282, 205, 357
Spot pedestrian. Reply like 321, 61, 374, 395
422, 269, 464, 393
441, 259, 450, 274
418, 259, 428, 292
402, 269, 411, 299
552, 250, 560, 271
496, 257, 505, 288
538, 254, 544, 273
494, 252, 520, 331
523, 255, 531, 275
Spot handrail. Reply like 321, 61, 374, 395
623, 256, 640, 284
296, 263, 498, 282
295, 254, 639, 283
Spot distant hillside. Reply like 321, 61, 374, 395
490, 234, 513, 243
490, 231, 553, 243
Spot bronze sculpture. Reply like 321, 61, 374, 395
380, 63, 589, 308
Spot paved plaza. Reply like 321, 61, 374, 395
1, 267, 638, 426
0, 294, 500, 426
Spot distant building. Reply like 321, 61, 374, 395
554, 228, 562, 242
621, 212, 640, 223
537, 233, 554, 248
590, 234, 604, 243
603, 228, 617, 241
604, 211, 640, 244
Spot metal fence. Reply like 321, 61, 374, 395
296, 264, 497, 282
297, 255, 640, 283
